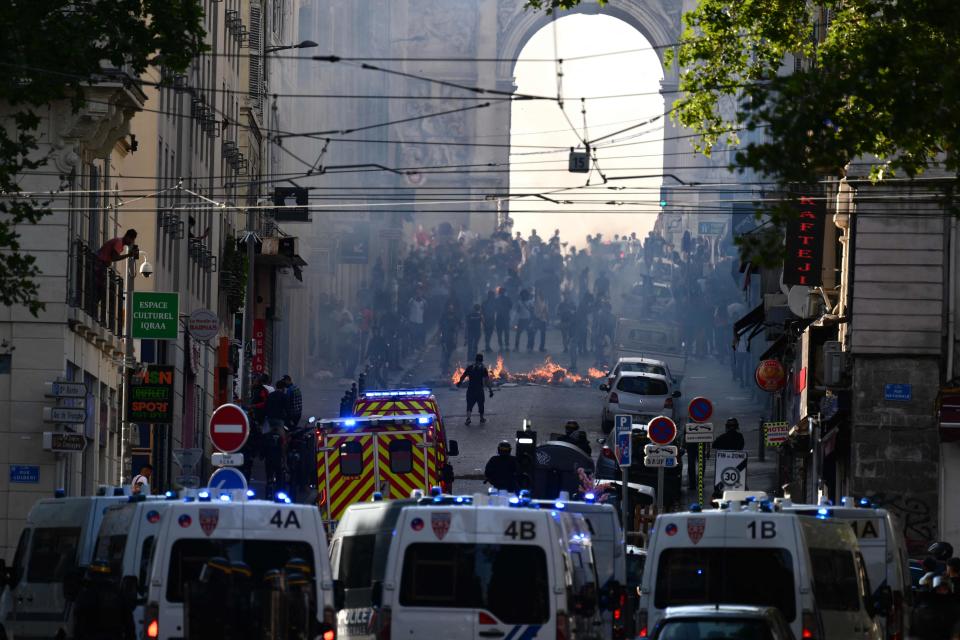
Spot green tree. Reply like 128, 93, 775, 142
0, 0, 207, 314
528, 0, 960, 262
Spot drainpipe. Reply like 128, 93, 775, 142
948, 215, 957, 382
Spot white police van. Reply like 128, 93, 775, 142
0, 488, 136, 640
366, 494, 604, 640
143, 490, 340, 640
532, 499, 626, 640
637, 502, 822, 640
72, 494, 184, 639
779, 498, 912, 640
797, 514, 882, 640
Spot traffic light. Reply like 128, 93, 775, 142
659, 199, 668, 208
515, 422, 537, 491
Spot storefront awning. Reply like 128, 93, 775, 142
734, 303, 764, 337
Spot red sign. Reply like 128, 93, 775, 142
252, 319, 266, 375
755, 359, 787, 392
783, 195, 825, 286
209, 403, 250, 453
646, 416, 678, 446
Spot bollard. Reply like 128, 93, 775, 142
758, 418, 766, 462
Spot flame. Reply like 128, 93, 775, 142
451, 356, 605, 386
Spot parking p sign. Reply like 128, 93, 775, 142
615, 414, 632, 467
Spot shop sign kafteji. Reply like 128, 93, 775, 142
128, 365, 175, 423
783, 195, 826, 286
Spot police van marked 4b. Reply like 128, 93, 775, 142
356, 496, 605, 640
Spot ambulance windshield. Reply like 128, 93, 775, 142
399, 543, 550, 624
654, 548, 796, 621
166, 539, 314, 602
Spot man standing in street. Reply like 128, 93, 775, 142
281, 374, 302, 428
131, 464, 153, 495
465, 304, 483, 359
494, 287, 512, 352
408, 291, 426, 348
713, 417, 745, 450
484, 440, 518, 492
457, 352, 494, 425
481, 289, 497, 352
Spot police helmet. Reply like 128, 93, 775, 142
725, 417, 739, 430
497, 440, 511, 454
564, 420, 581, 434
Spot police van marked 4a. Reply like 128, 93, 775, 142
143, 492, 339, 640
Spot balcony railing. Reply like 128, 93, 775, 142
69, 239, 124, 336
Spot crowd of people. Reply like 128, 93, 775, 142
313, 219, 751, 380
913, 551, 960, 639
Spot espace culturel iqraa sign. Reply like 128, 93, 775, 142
783, 195, 826, 286
131, 292, 179, 340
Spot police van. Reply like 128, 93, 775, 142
531, 499, 627, 640
71, 494, 184, 639
330, 497, 418, 639
365, 494, 604, 640
797, 514, 882, 640
637, 502, 822, 640
0, 488, 137, 640
779, 498, 912, 640
143, 491, 340, 640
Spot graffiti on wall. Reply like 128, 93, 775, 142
869, 492, 936, 555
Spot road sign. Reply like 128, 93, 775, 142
173, 448, 203, 472
55, 396, 87, 409
131, 291, 180, 340
884, 384, 912, 402
643, 455, 677, 468
44, 381, 87, 398
187, 308, 219, 342
209, 467, 248, 492
211, 452, 244, 467
9, 465, 39, 484
685, 422, 715, 443
42, 407, 86, 424
764, 421, 789, 446
176, 476, 201, 489
715, 450, 748, 491
646, 416, 677, 446
687, 397, 713, 423
209, 403, 250, 454
644, 444, 678, 456
698, 221, 726, 235
614, 415, 632, 467
42, 432, 86, 452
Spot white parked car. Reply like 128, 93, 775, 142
601, 371, 680, 433
605, 357, 678, 390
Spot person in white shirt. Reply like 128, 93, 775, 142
131, 464, 153, 495
408, 294, 426, 347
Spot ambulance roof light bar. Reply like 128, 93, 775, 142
320, 413, 435, 427
361, 389, 433, 398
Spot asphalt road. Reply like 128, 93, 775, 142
301, 326, 779, 507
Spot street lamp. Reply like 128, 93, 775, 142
264, 40, 318, 54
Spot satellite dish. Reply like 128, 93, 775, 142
787, 285, 816, 319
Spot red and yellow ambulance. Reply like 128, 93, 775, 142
316, 389, 459, 524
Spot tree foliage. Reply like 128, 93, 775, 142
0, 0, 207, 314
525, 0, 606, 14
527, 0, 960, 263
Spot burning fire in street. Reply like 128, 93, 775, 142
451, 356, 607, 387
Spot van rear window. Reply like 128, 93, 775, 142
28, 527, 81, 583
655, 548, 796, 621
809, 549, 861, 611
166, 539, 314, 602
617, 376, 668, 396
399, 543, 549, 624
657, 619, 775, 640
338, 534, 376, 589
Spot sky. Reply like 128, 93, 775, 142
509, 14, 665, 244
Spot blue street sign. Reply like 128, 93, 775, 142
9, 465, 39, 484
614, 414, 632, 467
884, 384, 912, 402
209, 467, 248, 492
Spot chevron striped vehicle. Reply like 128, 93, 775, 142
316, 389, 459, 526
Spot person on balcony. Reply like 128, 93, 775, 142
94, 229, 138, 315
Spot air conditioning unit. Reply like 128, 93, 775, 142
823, 341, 847, 387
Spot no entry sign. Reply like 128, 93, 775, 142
646, 415, 678, 446
209, 403, 250, 454
688, 396, 713, 423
